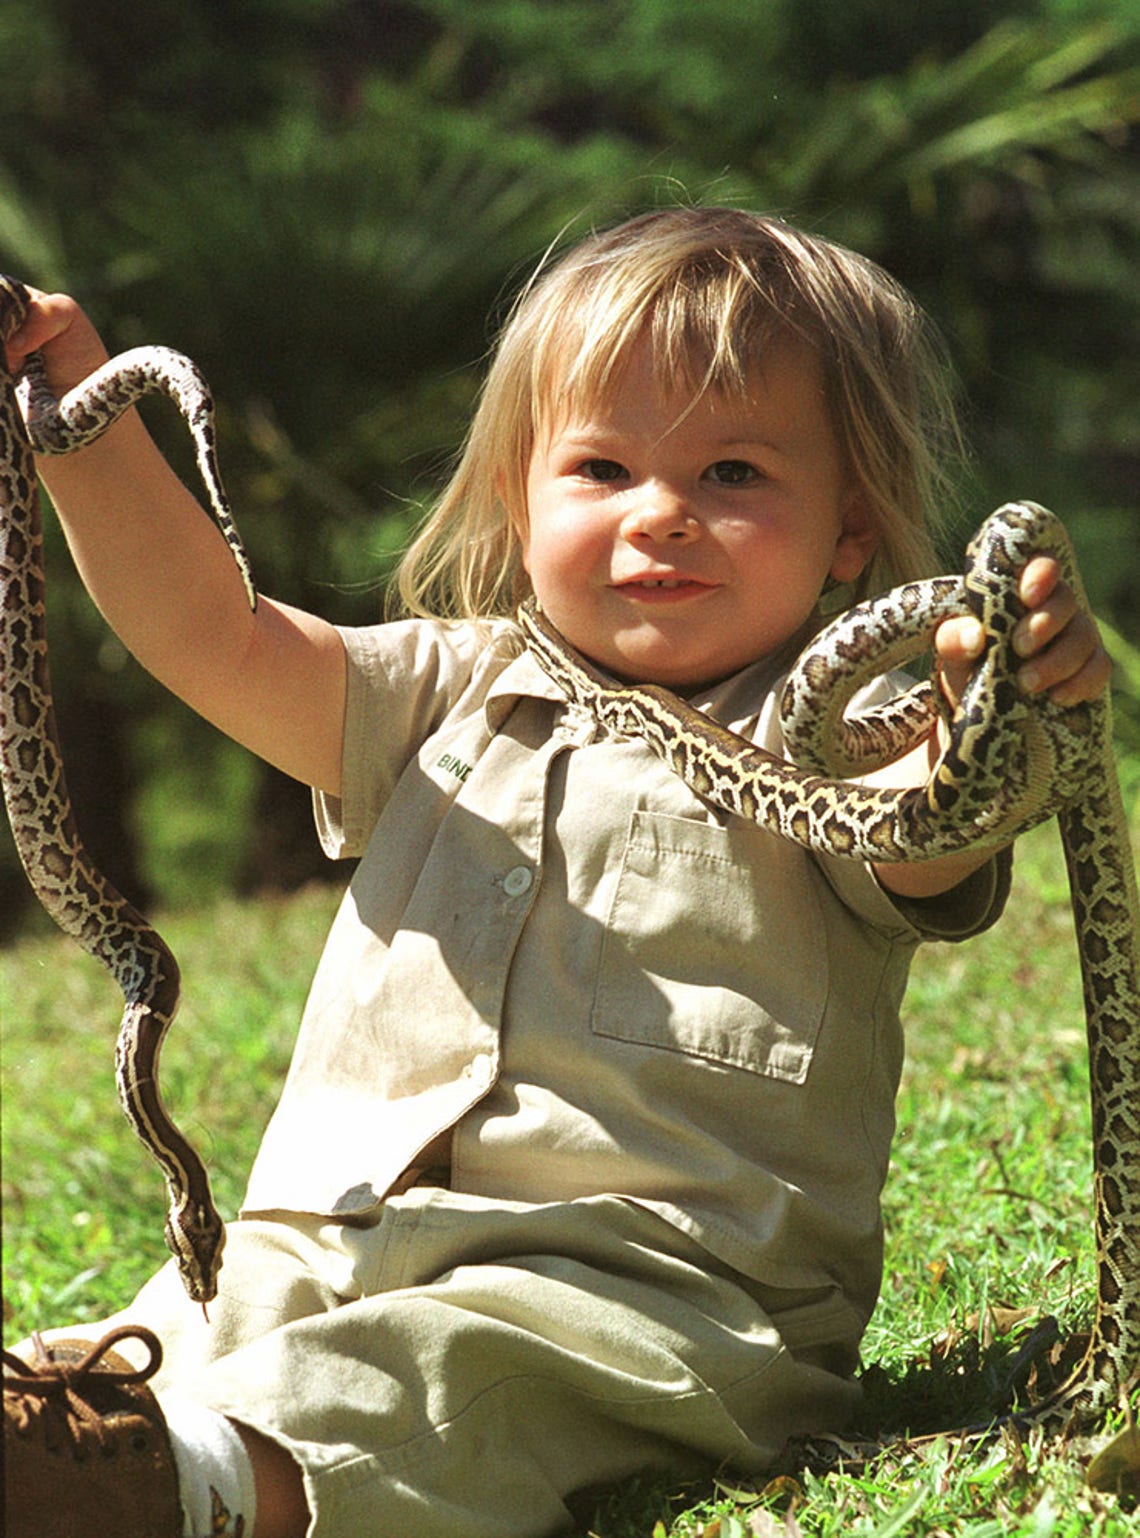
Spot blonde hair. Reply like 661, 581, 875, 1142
395, 206, 964, 620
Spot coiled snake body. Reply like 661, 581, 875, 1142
521, 504, 1139, 1437
0, 276, 254, 1306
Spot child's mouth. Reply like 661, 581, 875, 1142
616, 577, 715, 601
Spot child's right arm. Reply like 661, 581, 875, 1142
6, 289, 348, 797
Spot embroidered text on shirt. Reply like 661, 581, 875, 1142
437, 753, 473, 783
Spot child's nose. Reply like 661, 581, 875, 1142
621, 483, 698, 543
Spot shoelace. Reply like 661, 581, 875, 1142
2, 1325, 164, 1458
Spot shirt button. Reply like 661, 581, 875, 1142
502, 865, 533, 897
465, 1053, 495, 1088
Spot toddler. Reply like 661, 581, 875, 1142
2, 207, 1109, 1538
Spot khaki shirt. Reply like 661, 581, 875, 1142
244, 618, 1009, 1327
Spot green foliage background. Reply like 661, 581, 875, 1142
1, 0, 1137, 925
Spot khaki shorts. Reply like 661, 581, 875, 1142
94, 1189, 862, 1538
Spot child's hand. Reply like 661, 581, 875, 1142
875, 556, 1111, 900
4, 285, 110, 401
934, 555, 1112, 712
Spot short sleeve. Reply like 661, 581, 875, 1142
880, 844, 1014, 942
313, 618, 517, 859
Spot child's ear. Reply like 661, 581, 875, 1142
829, 491, 879, 584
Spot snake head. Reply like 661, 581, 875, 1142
165, 1201, 227, 1306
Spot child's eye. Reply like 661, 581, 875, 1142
579, 458, 627, 483
705, 459, 760, 486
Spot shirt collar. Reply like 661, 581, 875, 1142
483, 611, 825, 735
483, 631, 570, 730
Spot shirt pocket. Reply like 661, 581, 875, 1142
591, 810, 827, 1084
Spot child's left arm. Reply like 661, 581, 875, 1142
870, 555, 1112, 900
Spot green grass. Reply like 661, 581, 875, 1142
3, 819, 1138, 1534
1, 883, 344, 1326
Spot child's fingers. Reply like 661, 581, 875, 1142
1010, 558, 1111, 704
5, 286, 65, 360
4, 288, 109, 394
1013, 567, 1077, 661
1017, 609, 1111, 705
932, 615, 984, 709
934, 573, 1109, 710
935, 613, 985, 665
1016, 553, 1063, 609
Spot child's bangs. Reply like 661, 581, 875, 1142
528, 255, 790, 440
648, 262, 793, 400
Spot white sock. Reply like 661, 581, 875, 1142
160, 1392, 259, 1538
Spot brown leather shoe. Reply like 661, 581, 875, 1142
3, 1324, 183, 1538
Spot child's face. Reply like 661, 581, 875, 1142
521, 331, 877, 689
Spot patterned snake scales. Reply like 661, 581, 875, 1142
0, 277, 253, 1306
1, 278, 1137, 1436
